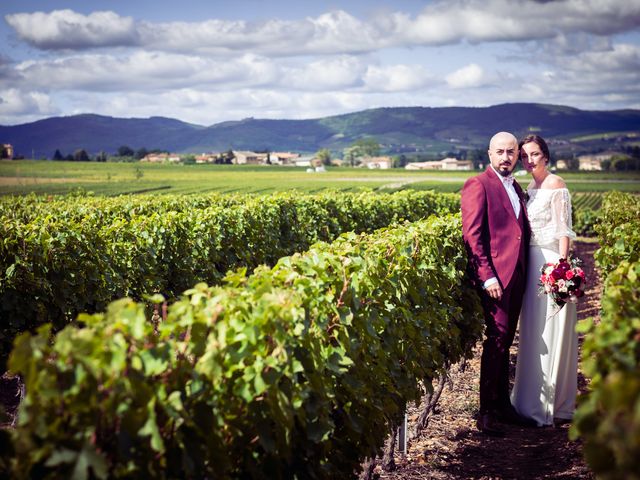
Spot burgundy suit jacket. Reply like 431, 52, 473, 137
461, 167, 530, 289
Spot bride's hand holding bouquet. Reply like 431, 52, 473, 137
539, 257, 586, 308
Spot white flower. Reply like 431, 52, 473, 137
557, 279, 568, 293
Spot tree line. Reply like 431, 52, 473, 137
51, 146, 169, 162
45, 141, 640, 171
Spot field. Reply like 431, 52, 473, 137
1, 156, 638, 478
1, 160, 639, 196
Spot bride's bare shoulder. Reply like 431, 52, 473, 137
544, 173, 566, 189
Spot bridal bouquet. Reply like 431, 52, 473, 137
539, 257, 586, 307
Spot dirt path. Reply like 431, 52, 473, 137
378, 239, 601, 480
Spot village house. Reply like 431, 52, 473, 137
232, 151, 269, 165
269, 152, 301, 165
294, 155, 318, 168
359, 156, 393, 169
1, 143, 14, 159
141, 153, 182, 163
405, 157, 473, 171
576, 152, 615, 170
195, 153, 218, 164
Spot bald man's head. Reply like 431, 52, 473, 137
489, 132, 518, 150
488, 132, 518, 177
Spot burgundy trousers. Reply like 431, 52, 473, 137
479, 263, 526, 414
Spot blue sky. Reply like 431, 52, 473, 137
1, 0, 639, 126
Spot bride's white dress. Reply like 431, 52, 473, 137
510, 188, 578, 426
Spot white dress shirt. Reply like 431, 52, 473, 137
491, 164, 520, 219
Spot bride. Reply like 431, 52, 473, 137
510, 134, 578, 427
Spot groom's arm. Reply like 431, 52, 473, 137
461, 177, 496, 287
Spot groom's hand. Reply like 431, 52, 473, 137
486, 283, 503, 300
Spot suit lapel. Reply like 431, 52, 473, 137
513, 181, 527, 214
513, 181, 529, 233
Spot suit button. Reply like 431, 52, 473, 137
517, 236, 521, 240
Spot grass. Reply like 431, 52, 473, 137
1, 160, 639, 196
564, 181, 640, 192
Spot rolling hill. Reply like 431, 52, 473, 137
2, 103, 639, 159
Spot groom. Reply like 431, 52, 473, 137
461, 131, 534, 436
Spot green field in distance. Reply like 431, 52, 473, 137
1, 160, 639, 196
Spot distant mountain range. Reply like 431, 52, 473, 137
2, 103, 640, 159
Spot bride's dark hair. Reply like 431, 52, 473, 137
519, 134, 550, 164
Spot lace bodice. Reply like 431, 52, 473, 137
526, 188, 576, 250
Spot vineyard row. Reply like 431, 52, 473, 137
570, 191, 640, 478
0, 190, 459, 369
2, 214, 484, 479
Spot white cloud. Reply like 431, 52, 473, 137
137, 17, 312, 56
301, 10, 387, 54
284, 56, 366, 91
5, 9, 138, 49
400, 0, 640, 45
446, 64, 486, 89
49, 88, 376, 126
482, 40, 640, 109
564, 42, 640, 73
10, 52, 281, 92
7, 50, 437, 95
6, 2, 640, 55
140, 10, 392, 56
2, 2, 640, 125
363, 64, 435, 92
542, 33, 613, 57
0, 88, 57, 123
522, 42, 640, 103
